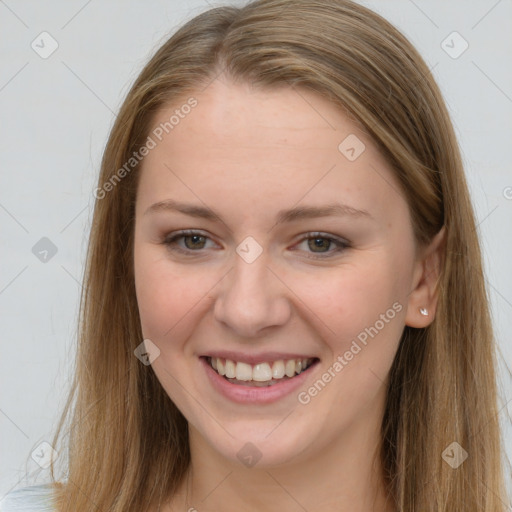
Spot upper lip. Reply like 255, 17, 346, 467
201, 351, 319, 365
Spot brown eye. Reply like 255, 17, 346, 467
162, 230, 215, 255
161, 230, 350, 260
307, 237, 332, 253
181, 234, 207, 250
295, 232, 350, 260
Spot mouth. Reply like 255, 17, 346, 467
202, 355, 320, 388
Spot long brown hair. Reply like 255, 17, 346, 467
49, 0, 509, 510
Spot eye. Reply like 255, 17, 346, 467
161, 230, 350, 259
293, 232, 350, 260
162, 230, 217, 255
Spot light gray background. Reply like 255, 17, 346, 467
1, 0, 511, 500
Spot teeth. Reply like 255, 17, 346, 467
235, 362, 252, 381
208, 356, 314, 382
285, 359, 296, 377
253, 363, 273, 382
225, 359, 236, 379
272, 360, 285, 379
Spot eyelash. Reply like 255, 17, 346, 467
161, 230, 350, 260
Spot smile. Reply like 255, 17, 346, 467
207, 356, 317, 387
200, 355, 320, 404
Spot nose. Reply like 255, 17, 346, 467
213, 249, 292, 338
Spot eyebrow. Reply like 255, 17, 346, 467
144, 198, 373, 224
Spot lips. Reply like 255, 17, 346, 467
200, 355, 320, 404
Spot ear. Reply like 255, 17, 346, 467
405, 226, 446, 328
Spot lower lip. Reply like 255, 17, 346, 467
200, 357, 319, 404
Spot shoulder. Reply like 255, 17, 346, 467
0, 484, 57, 512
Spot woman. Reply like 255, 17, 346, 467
2, 0, 509, 510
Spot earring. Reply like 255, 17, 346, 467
419, 307, 429, 316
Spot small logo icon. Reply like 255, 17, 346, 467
134, 339, 160, 365
31, 32, 59, 59
441, 31, 469, 59
31, 441, 58, 469
236, 442, 262, 468
441, 441, 468, 468
32, 237, 58, 263
236, 236, 263, 264
338, 134, 366, 161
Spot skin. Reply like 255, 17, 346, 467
133, 75, 445, 512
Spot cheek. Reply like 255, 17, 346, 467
294, 257, 409, 383
305, 263, 404, 336
134, 249, 215, 348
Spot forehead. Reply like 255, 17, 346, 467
136, 78, 408, 226
157, 78, 364, 150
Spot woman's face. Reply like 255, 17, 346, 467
133, 77, 429, 468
